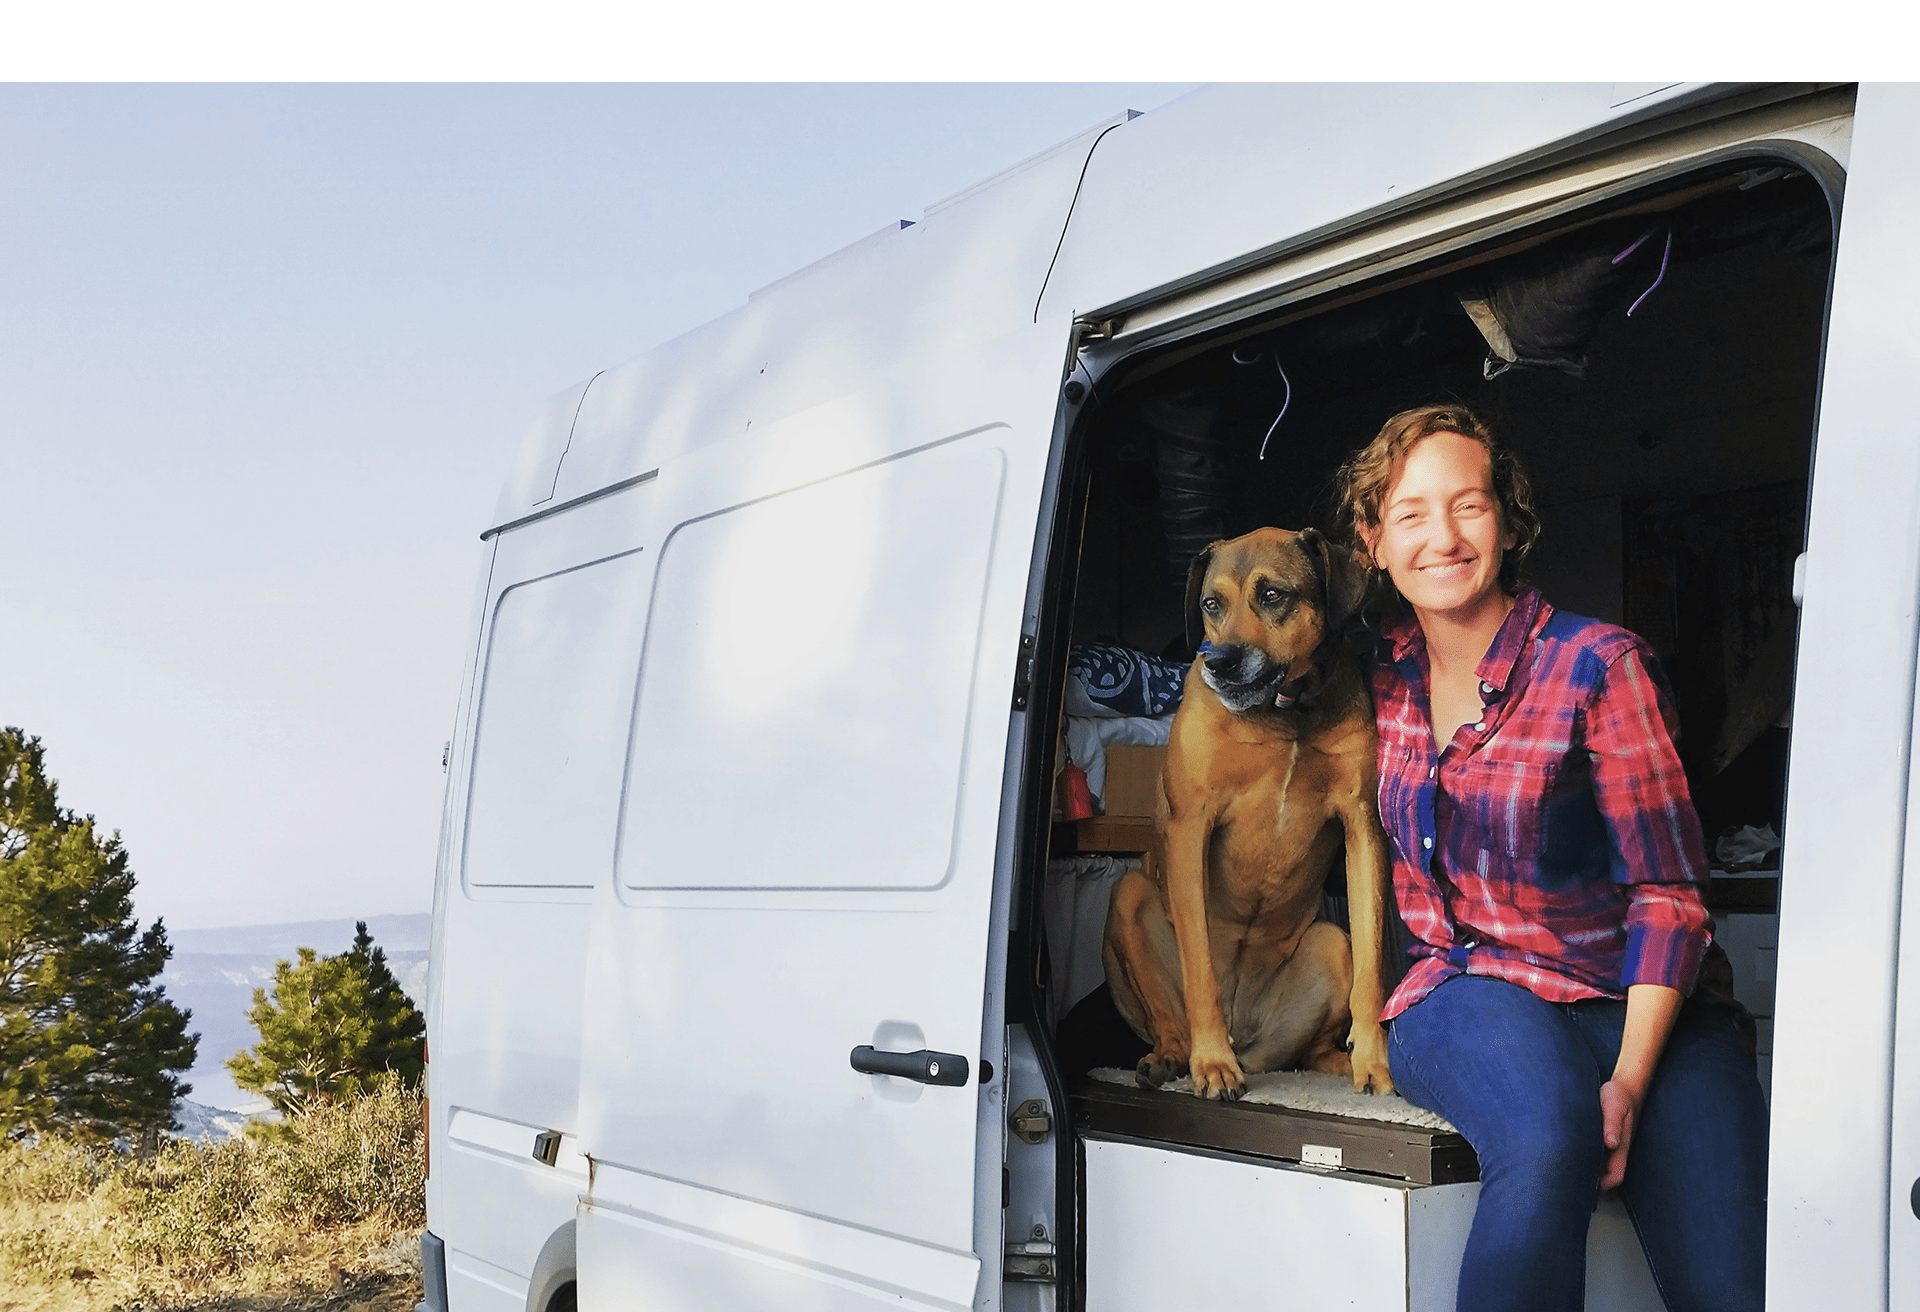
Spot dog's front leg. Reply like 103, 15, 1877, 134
1341, 793, 1396, 1095
1163, 808, 1244, 1101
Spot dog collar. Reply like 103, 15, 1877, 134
1274, 649, 1335, 711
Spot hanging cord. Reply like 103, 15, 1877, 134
1613, 226, 1673, 318
1257, 358, 1293, 461
1069, 354, 1105, 415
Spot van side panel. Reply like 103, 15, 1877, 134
432, 99, 1114, 1304
619, 439, 1004, 896
431, 484, 659, 1310
579, 1168, 980, 1312
434, 900, 592, 1309
1770, 83, 1920, 1309
527, 113, 1130, 524
505, 111, 1113, 1312
423, 537, 495, 1290
574, 328, 1069, 1311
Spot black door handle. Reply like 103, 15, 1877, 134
850, 1045, 970, 1087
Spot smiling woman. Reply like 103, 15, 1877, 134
1342, 404, 1538, 602
1364, 432, 1518, 744
1334, 404, 1767, 1312
1343, 407, 1531, 739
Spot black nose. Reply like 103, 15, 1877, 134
1203, 644, 1242, 674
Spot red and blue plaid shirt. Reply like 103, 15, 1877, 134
1371, 587, 1713, 1020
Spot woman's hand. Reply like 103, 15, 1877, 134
1599, 1078, 1642, 1191
1603, 982, 1684, 1191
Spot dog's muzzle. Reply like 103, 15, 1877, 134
1200, 643, 1295, 713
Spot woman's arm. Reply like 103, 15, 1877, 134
1600, 981, 1684, 1190
1584, 642, 1711, 1187
1585, 644, 1714, 992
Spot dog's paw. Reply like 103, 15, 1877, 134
1349, 1028, 1394, 1096
1135, 1050, 1188, 1089
1188, 1042, 1245, 1101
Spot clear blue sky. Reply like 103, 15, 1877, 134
0, 83, 1197, 930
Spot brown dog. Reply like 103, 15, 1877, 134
1101, 527, 1395, 1099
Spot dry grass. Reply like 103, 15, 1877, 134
0, 1083, 424, 1312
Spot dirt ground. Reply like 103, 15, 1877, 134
132, 1275, 421, 1312
212, 1275, 421, 1311
0, 1271, 421, 1312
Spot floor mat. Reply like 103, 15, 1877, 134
1088, 1066, 1458, 1131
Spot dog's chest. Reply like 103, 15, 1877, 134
1215, 740, 1341, 869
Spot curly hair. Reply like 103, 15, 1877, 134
1333, 402, 1541, 595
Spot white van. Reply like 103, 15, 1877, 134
418, 83, 1920, 1312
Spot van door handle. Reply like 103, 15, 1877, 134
849, 1045, 970, 1087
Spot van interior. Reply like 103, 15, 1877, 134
1026, 156, 1834, 1205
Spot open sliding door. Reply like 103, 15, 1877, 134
571, 321, 1075, 1311
1770, 83, 1920, 1312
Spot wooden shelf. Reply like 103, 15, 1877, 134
1071, 815, 1155, 854
1074, 1078, 1479, 1186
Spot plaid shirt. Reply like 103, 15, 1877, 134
1372, 587, 1712, 1021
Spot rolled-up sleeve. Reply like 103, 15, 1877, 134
1586, 645, 1713, 992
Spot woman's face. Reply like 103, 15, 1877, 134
1367, 430, 1516, 626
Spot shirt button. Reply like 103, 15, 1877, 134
1422, 836, 1434, 850
1472, 721, 1484, 732
1480, 681, 1495, 696
1428, 765, 1437, 780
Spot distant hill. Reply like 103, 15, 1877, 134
163, 913, 429, 1112
170, 1097, 268, 1142
169, 912, 430, 957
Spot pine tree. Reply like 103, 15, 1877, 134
228, 923, 425, 1116
0, 727, 198, 1143
344, 921, 425, 1086
227, 948, 375, 1117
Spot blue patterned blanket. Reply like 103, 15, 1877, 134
1066, 643, 1188, 719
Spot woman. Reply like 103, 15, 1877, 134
1335, 404, 1767, 1312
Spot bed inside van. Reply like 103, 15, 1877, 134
1023, 155, 1833, 1306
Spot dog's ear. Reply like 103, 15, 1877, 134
1298, 528, 1368, 635
1184, 544, 1220, 654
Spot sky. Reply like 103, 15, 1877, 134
0, 83, 1199, 931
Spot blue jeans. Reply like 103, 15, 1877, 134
1388, 975, 1768, 1312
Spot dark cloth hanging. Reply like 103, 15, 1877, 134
1457, 222, 1668, 378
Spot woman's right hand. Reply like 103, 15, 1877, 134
1598, 1077, 1641, 1191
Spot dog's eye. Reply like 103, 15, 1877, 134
1258, 587, 1288, 607
1201, 596, 1223, 614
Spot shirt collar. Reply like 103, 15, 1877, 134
1380, 586, 1552, 693
1383, 608, 1424, 663
1477, 586, 1551, 695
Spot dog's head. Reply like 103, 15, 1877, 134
1184, 527, 1368, 714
